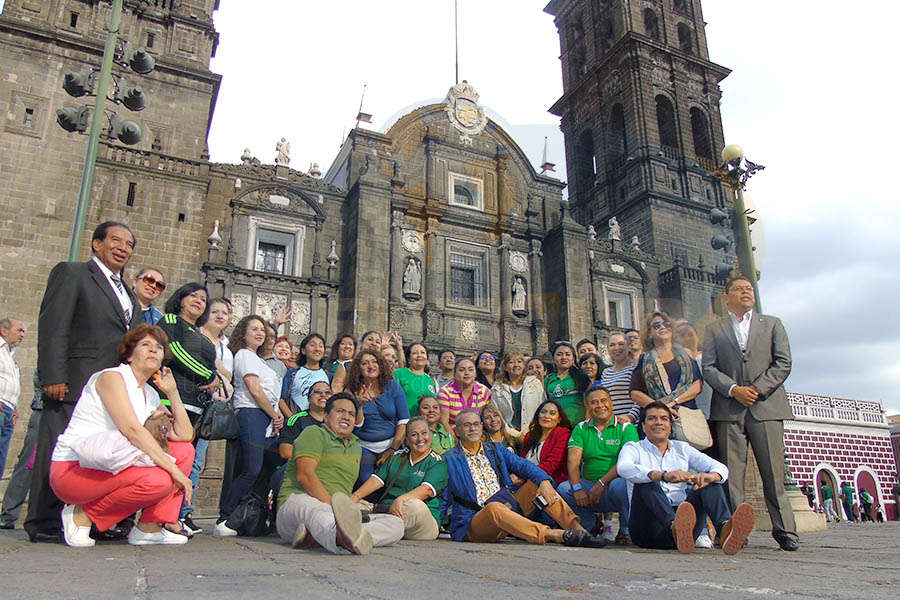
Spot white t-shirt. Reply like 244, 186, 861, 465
214, 337, 234, 378
232, 349, 280, 411
53, 364, 161, 462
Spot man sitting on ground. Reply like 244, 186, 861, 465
442, 409, 606, 548
558, 386, 637, 544
617, 401, 755, 554
275, 392, 403, 555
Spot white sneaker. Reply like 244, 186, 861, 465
61, 504, 95, 547
213, 520, 238, 537
601, 520, 616, 543
695, 533, 713, 549
127, 526, 188, 545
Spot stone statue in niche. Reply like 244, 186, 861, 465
630, 235, 641, 252
608, 217, 621, 241
588, 225, 597, 242
402, 257, 422, 300
511, 277, 527, 315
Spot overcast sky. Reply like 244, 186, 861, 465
205, 1, 900, 413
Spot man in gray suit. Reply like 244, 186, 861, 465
24, 222, 142, 543
702, 276, 798, 551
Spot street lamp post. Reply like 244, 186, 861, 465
67, 0, 123, 261
714, 144, 765, 313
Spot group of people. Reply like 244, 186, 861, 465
0, 220, 801, 556
807, 479, 885, 524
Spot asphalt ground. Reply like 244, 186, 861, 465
0, 518, 895, 599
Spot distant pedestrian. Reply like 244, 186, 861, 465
841, 482, 857, 523
819, 481, 838, 522
0, 316, 26, 475
0, 373, 42, 529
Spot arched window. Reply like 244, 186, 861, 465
677, 23, 693, 54
576, 129, 597, 190
655, 96, 678, 149
690, 107, 712, 160
643, 9, 660, 41
608, 104, 627, 162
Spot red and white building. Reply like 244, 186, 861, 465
784, 392, 895, 520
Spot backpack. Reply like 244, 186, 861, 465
226, 492, 274, 537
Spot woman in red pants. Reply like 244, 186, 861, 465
50, 324, 195, 547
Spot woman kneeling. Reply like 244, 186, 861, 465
50, 324, 195, 547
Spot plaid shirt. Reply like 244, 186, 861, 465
0, 339, 20, 410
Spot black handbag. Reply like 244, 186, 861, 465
196, 398, 239, 440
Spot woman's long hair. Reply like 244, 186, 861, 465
228, 315, 266, 356
640, 310, 674, 352
479, 403, 518, 448
328, 332, 357, 361
345, 349, 393, 395
496, 352, 526, 386
520, 399, 572, 456
474, 350, 496, 388
164, 282, 211, 327
550, 341, 591, 393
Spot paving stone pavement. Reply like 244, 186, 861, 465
0, 519, 896, 599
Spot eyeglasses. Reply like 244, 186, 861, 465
481, 355, 495, 362
729, 285, 754, 293
651, 321, 671, 331
140, 275, 167, 292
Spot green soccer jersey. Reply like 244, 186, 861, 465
394, 368, 439, 415
545, 372, 584, 424
374, 449, 448, 522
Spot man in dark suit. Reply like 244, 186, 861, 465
701, 275, 798, 551
24, 222, 142, 542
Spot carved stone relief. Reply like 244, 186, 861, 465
290, 297, 311, 336
460, 319, 478, 341
231, 292, 251, 322
508, 251, 528, 274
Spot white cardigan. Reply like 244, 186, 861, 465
491, 375, 546, 434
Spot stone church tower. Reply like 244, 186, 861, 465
544, 0, 734, 322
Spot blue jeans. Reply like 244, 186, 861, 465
0, 402, 16, 475
355, 448, 380, 492
558, 477, 630, 534
0, 403, 14, 475
180, 437, 209, 519
219, 408, 280, 519
628, 481, 732, 550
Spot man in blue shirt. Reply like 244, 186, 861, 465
617, 400, 755, 554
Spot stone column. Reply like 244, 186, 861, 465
423, 216, 443, 342
390, 210, 405, 304
529, 239, 548, 354
310, 220, 324, 279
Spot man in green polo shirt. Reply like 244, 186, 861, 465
351, 417, 448, 540
558, 386, 638, 542
275, 392, 404, 555
820, 481, 838, 522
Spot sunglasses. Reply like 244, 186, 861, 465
140, 274, 167, 293
651, 321, 672, 331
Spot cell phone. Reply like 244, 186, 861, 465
532, 494, 549, 511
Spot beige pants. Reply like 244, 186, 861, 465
276, 493, 403, 554
466, 480, 580, 544
358, 498, 439, 541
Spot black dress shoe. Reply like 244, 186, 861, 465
91, 524, 129, 541
29, 530, 63, 543
776, 537, 799, 551
562, 529, 608, 548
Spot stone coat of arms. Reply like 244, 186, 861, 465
444, 80, 488, 145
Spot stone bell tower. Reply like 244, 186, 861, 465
544, 0, 735, 321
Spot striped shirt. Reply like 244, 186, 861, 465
600, 364, 639, 420
438, 380, 491, 425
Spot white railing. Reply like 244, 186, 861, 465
787, 391, 888, 426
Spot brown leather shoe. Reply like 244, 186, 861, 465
720, 502, 755, 555
671, 502, 696, 554
614, 530, 631, 546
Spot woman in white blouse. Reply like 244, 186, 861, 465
50, 324, 195, 547
215, 315, 284, 536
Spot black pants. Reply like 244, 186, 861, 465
629, 481, 732, 550
24, 398, 75, 537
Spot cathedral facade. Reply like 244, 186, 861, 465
0, 0, 735, 370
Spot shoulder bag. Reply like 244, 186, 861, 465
654, 356, 712, 450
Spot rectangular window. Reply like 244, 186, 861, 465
126, 182, 136, 207
23, 108, 34, 128
255, 228, 294, 275
607, 290, 634, 329
69, 12, 79, 28
146, 32, 156, 49
449, 172, 484, 211
448, 249, 487, 307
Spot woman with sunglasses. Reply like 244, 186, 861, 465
544, 342, 591, 425
132, 268, 167, 325
629, 312, 702, 416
